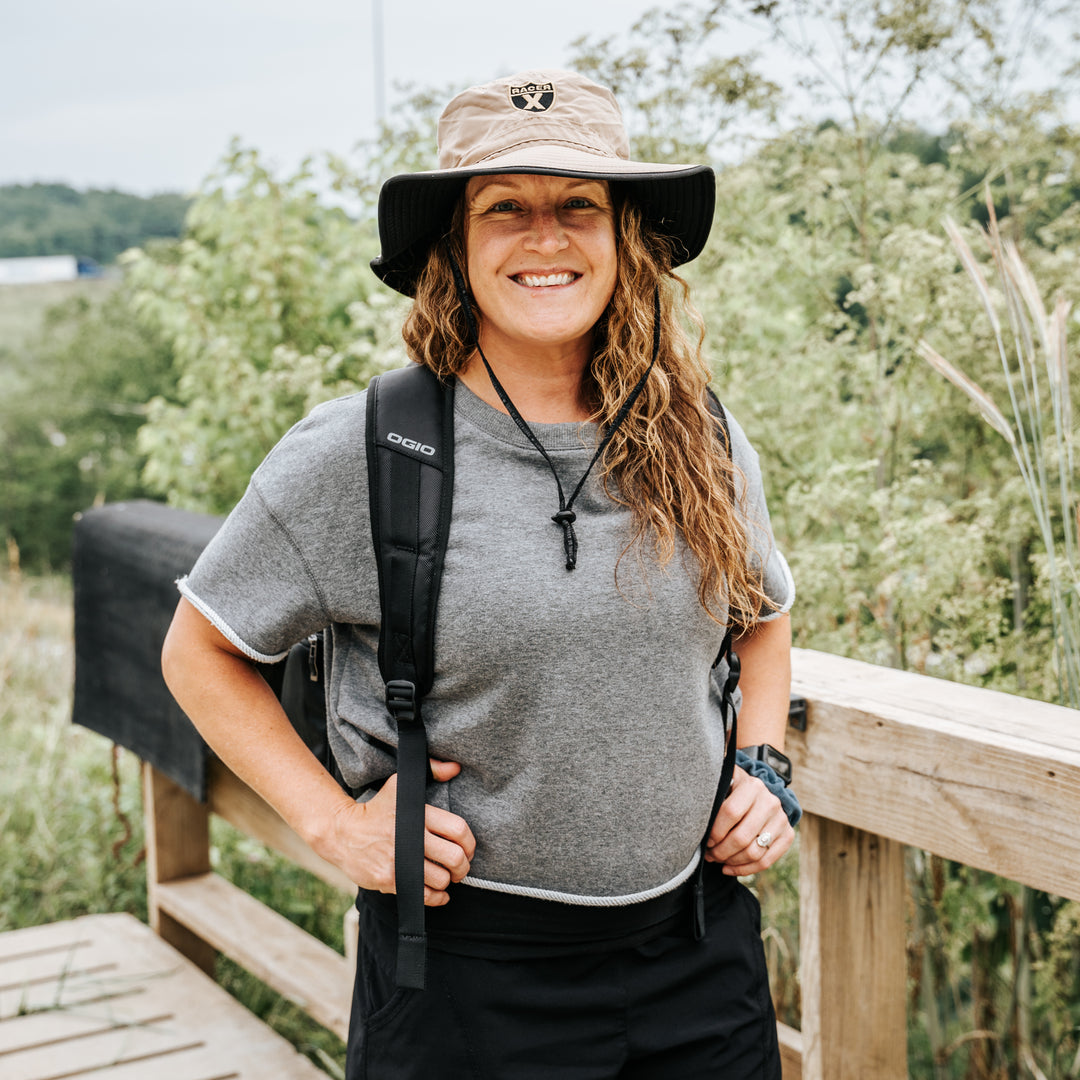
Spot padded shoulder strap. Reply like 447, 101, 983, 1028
366, 364, 455, 990
367, 364, 455, 694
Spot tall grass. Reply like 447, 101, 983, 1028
917, 198, 1080, 1079
0, 571, 147, 928
917, 194, 1079, 707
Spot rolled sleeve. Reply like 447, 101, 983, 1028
181, 479, 330, 661
727, 411, 796, 621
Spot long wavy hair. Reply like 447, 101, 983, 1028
401, 190, 772, 627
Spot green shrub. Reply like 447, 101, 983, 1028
0, 284, 175, 570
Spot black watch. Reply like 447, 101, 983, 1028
741, 744, 793, 786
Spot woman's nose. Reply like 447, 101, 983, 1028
523, 209, 569, 253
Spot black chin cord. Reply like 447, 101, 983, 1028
447, 251, 661, 570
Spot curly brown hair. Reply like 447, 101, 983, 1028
400, 191, 771, 627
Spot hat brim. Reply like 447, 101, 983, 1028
370, 149, 715, 296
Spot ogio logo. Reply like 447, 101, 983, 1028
387, 431, 435, 456
509, 82, 555, 112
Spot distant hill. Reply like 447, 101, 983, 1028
0, 183, 190, 265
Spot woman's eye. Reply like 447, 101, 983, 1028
488, 200, 519, 213
564, 197, 593, 209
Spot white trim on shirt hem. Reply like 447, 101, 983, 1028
176, 577, 290, 664
459, 850, 701, 906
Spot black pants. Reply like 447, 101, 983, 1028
346, 869, 781, 1079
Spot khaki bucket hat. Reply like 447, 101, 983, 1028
371, 69, 715, 296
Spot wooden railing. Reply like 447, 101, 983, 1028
141, 647, 1080, 1079
781, 648, 1080, 1079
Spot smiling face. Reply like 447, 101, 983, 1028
463, 174, 618, 365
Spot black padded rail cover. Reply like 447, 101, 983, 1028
72, 501, 222, 800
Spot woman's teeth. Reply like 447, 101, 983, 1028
515, 272, 576, 287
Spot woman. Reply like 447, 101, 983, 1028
163, 69, 798, 1079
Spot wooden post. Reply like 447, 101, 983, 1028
799, 813, 907, 1080
142, 762, 217, 975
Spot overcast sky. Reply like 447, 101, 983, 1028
3, 0, 672, 195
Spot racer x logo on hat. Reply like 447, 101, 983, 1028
510, 82, 555, 111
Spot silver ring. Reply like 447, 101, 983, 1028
755, 830, 773, 850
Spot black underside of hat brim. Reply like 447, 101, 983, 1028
371, 164, 715, 296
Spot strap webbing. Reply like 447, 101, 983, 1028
387, 680, 428, 986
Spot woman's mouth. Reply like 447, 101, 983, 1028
513, 272, 579, 288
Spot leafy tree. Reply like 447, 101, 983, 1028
568, 0, 1080, 696
0, 286, 175, 568
130, 144, 408, 514
0, 184, 190, 265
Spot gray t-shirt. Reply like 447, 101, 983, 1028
181, 376, 794, 904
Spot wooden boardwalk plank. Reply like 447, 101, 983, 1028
52, 1063, 240, 1080
0, 921, 139, 1021
0, 914, 328, 1079
155, 873, 353, 1041
7, 1030, 207, 1080
0, 1005, 173, 1054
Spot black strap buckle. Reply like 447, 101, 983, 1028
386, 679, 417, 724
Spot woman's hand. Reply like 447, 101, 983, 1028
704, 765, 793, 875
323, 758, 477, 907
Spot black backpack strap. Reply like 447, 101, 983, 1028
366, 364, 455, 990
690, 389, 740, 939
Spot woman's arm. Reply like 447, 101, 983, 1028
733, 612, 792, 751
705, 612, 795, 874
161, 597, 475, 905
